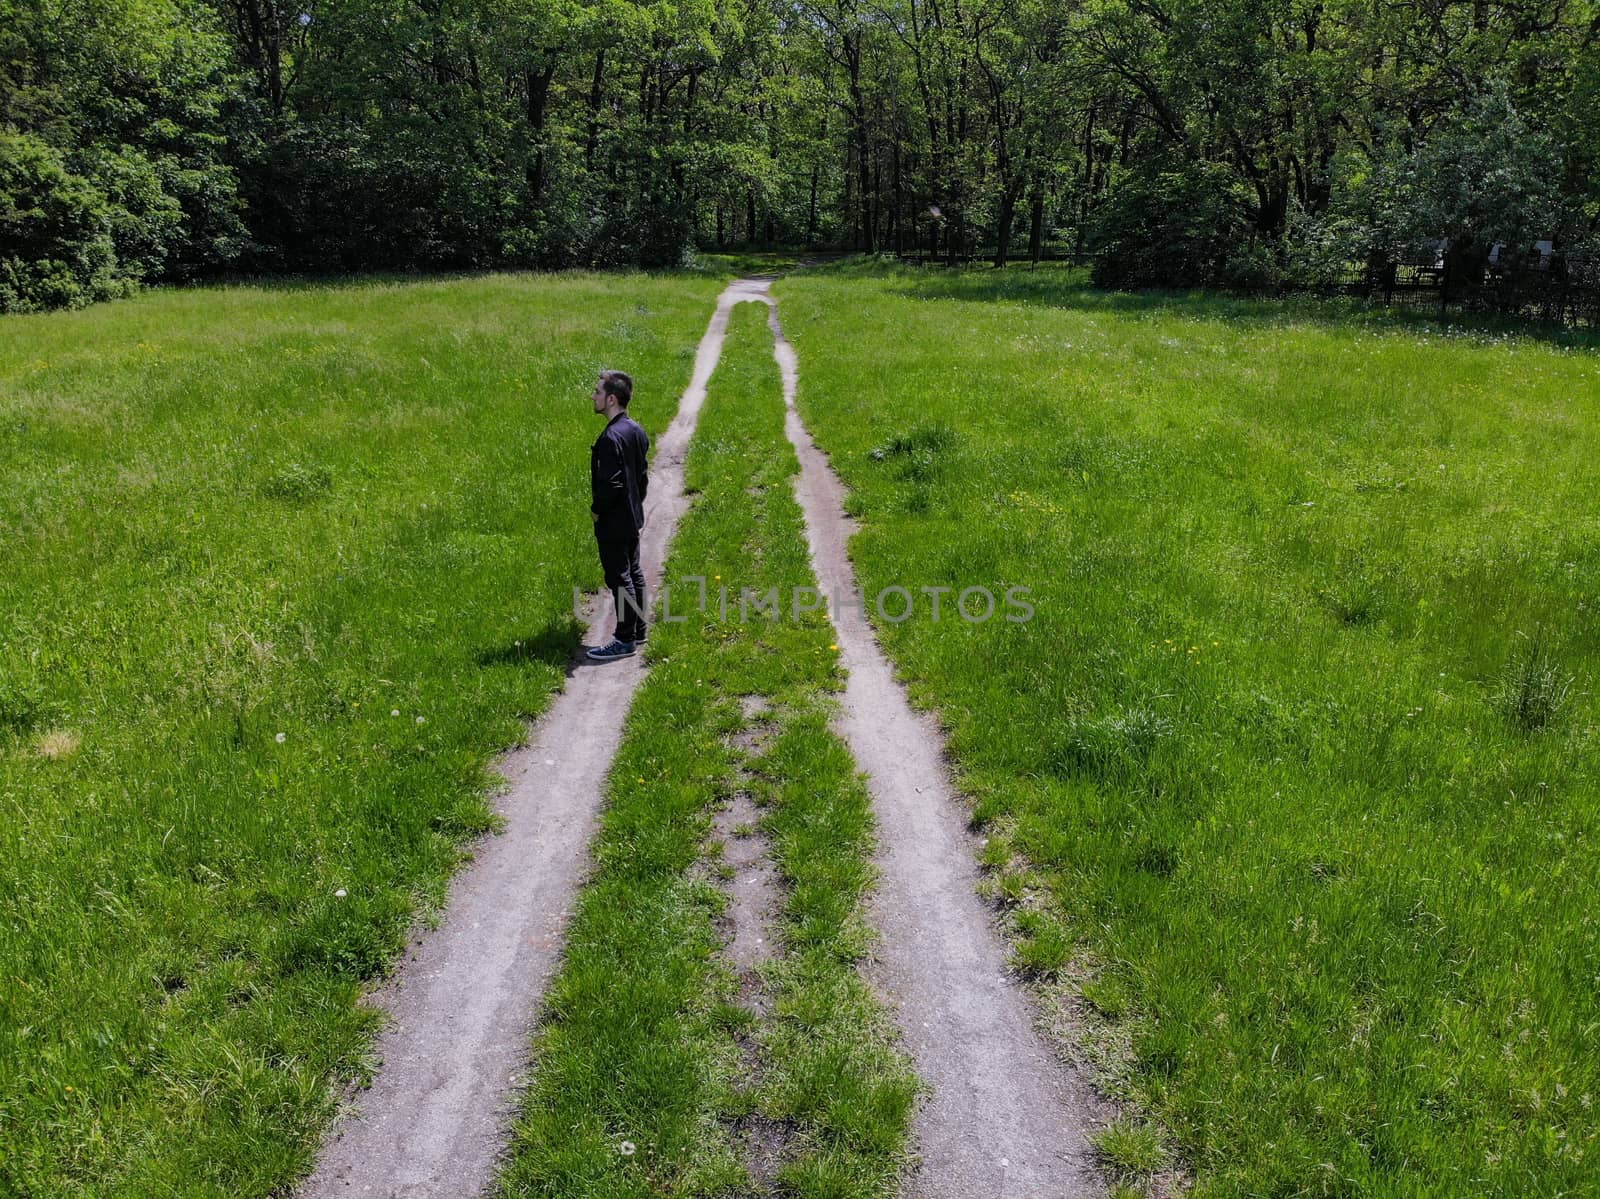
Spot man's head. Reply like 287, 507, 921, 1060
592, 369, 632, 417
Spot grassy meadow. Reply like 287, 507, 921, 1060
777, 263, 1600, 1197
8, 254, 1599, 1199
499, 303, 914, 1197
0, 271, 721, 1195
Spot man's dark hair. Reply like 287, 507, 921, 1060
599, 369, 633, 408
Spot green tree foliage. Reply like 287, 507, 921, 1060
3, 0, 1599, 307
1369, 88, 1568, 261
1090, 160, 1265, 290
1, 0, 245, 309
0, 129, 123, 310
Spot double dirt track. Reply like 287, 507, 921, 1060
300, 277, 1102, 1199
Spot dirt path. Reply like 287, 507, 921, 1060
299, 277, 1102, 1198
298, 277, 768, 1199
761, 290, 1108, 1198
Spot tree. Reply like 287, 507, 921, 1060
5, 0, 1600, 307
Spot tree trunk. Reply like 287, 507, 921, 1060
229, 0, 286, 115
876, 152, 889, 252
891, 139, 903, 251
526, 62, 556, 202
994, 190, 1017, 268
585, 49, 607, 170
857, 142, 873, 252
1029, 192, 1044, 264
842, 148, 854, 245
845, 32, 874, 253
807, 167, 818, 244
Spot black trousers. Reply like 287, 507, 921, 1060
595, 529, 647, 643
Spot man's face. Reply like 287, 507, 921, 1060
591, 378, 607, 413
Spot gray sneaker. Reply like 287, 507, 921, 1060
586, 638, 636, 662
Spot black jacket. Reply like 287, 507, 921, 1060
590, 413, 650, 537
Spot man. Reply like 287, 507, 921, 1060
586, 369, 650, 661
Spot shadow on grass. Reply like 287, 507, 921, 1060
806, 256, 1600, 351
163, 260, 746, 300
477, 617, 586, 678
689, 250, 808, 276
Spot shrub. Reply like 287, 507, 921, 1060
0, 131, 129, 312
1090, 161, 1279, 291
86, 145, 185, 281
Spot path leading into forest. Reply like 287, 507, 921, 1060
298, 277, 768, 1198
299, 277, 1103, 1198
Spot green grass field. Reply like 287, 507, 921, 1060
777, 262, 1600, 1197
0, 271, 721, 1196
7, 259, 1599, 1198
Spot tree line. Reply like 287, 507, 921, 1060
3, 0, 1598, 311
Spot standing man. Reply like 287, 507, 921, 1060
586, 369, 650, 662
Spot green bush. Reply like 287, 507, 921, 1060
1090, 161, 1280, 291
88, 144, 186, 280
0, 131, 130, 312
1370, 86, 1568, 265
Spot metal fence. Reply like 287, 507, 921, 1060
1345, 256, 1600, 329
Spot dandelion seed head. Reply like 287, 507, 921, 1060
275, 732, 287, 744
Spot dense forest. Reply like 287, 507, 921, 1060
3, 0, 1598, 310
